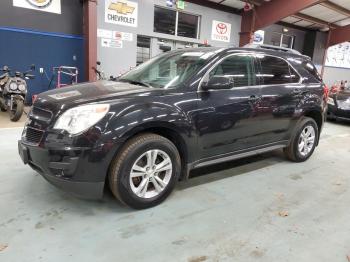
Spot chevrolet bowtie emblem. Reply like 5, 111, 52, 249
108, 2, 135, 15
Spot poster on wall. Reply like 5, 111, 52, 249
112, 31, 133, 41
101, 38, 123, 49
97, 29, 113, 39
105, 0, 138, 27
254, 30, 265, 44
211, 20, 231, 43
326, 42, 350, 69
13, 0, 61, 14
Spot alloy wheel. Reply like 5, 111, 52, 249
129, 149, 173, 199
298, 125, 316, 157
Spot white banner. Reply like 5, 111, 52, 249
105, 0, 138, 27
13, 0, 61, 14
211, 20, 231, 43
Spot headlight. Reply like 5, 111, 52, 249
18, 84, 26, 92
9, 82, 18, 91
54, 104, 110, 135
327, 97, 335, 105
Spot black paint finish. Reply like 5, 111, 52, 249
18, 47, 327, 199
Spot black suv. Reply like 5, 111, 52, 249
18, 46, 327, 209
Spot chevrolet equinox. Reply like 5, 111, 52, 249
19, 46, 327, 209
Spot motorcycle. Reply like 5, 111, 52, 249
0, 65, 35, 122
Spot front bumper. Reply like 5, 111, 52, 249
18, 140, 109, 199
327, 105, 350, 121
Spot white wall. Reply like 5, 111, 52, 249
323, 66, 350, 86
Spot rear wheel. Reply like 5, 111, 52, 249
284, 117, 318, 162
109, 133, 181, 209
9, 98, 24, 122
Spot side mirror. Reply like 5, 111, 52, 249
201, 75, 234, 91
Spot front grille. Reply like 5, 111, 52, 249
25, 127, 44, 144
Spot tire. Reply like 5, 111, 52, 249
0, 100, 6, 112
9, 99, 24, 122
109, 133, 181, 209
284, 117, 319, 162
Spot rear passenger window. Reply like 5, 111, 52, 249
257, 55, 299, 85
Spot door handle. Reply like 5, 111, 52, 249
292, 89, 308, 95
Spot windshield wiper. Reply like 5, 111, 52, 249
119, 79, 153, 88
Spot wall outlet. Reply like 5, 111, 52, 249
39, 68, 44, 74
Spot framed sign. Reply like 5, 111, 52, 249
211, 20, 231, 43
105, 0, 138, 27
13, 0, 61, 14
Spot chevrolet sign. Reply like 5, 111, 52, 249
105, 0, 138, 27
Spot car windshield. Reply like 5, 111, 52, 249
118, 50, 219, 89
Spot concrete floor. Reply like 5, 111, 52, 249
0, 121, 349, 262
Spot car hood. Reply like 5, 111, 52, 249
34, 80, 154, 113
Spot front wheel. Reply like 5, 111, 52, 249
9, 98, 24, 122
109, 133, 181, 209
284, 117, 318, 162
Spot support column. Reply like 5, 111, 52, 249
83, 0, 97, 82
239, 10, 255, 47
321, 30, 331, 78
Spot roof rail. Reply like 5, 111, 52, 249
244, 43, 302, 55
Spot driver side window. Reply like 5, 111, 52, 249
209, 54, 256, 88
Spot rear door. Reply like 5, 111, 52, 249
255, 54, 304, 144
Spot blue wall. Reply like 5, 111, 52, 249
0, 27, 84, 104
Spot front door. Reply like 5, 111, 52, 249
194, 53, 262, 160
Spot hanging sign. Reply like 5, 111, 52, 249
177, 0, 185, 10
211, 20, 231, 43
105, 0, 138, 27
13, 0, 61, 14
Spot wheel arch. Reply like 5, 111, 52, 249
109, 122, 190, 182
303, 109, 323, 144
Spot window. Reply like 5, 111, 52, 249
302, 60, 322, 81
120, 50, 216, 89
257, 55, 299, 85
209, 55, 256, 88
137, 36, 151, 66
154, 6, 176, 35
177, 12, 199, 38
270, 32, 294, 49
154, 6, 200, 39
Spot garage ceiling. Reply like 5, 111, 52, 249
205, 0, 350, 31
